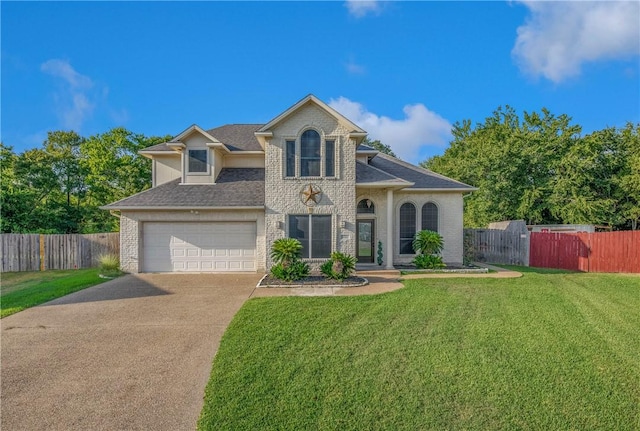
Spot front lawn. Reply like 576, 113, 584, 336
1, 269, 113, 318
199, 272, 640, 430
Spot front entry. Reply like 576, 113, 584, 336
356, 219, 375, 263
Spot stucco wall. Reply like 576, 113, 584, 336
264, 102, 358, 268
392, 191, 464, 265
119, 209, 266, 273
355, 189, 463, 266
153, 155, 181, 186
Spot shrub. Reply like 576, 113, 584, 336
270, 260, 310, 282
98, 254, 120, 271
320, 251, 357, 281
377, 241, 384, 266
270, 238, 303, 265
413, 254, 446, 269
412, 230, 444, 255
98, 253, 122, 277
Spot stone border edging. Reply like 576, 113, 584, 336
255, 274, 369, 289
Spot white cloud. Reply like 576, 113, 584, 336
345, 0, 382, 18
329, 96, 452, 163
512, 1, 640, 83
41, 59, 95, 131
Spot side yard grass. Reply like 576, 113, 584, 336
199, 271, 640, 430
1, 269, 113, 318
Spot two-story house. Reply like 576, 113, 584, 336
103, 95, 476, 273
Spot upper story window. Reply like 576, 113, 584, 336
285, 129, 335, 178
301, 130, 321, 177
286, 140, 296, 177
188, 149, 208, 173
422, 202, 438, 232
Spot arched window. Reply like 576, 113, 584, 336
399, 203, 416, 254
357, 199, 375, 214
300, 130, 321, 177
422, 202, 438, 232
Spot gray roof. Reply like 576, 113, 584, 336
139, 124, 265, 154
356, 161, 411, 186
357, 144, 377, 151
368, 153, 475, 190
102, 169, 265, 209
206, 124, 264, 152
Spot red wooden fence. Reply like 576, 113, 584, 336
530, 231, 640, 273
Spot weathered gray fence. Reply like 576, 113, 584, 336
464, 229, 529, 266
1, 233, 119, 272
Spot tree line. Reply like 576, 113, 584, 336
422, 107, 640, 230
1, 128, 170, 233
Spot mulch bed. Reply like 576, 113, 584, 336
259, 275, 367, 288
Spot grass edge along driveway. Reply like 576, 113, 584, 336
1, 269, 114, 318
198, 270, 640, 430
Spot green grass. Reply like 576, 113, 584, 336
199, 272, 640, 430
1, 269, 113, 318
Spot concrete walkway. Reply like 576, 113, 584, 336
1, 273, 261, 431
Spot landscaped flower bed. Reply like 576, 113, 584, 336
258, 274, 368, 288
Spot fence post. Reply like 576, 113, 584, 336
39, 234, 45, 271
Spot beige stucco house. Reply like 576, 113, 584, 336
103, 95, 476, 273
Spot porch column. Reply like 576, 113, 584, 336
386, 188, 394, 269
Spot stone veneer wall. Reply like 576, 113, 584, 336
119, 209, 265, 273
356, 189, 464, 266
264, 103, 357, 268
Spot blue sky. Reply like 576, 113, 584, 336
2, 1, 639, 164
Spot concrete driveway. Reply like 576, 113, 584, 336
1, 273, 262, 431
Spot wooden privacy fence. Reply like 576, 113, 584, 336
1, 233, 120, 273
530, 231, 640, 273
464, 229, 529, 266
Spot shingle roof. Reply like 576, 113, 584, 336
140, 142, 173, 152
139, 124, 265, 154
369, 153, 476, 190
356, 161, 411, 186
206, 124, 264, 152
102, 168, 265, 209
357, 144, 377, 151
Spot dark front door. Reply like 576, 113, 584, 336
357, 219, 375, 263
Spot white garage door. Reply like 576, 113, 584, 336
142, 222, 256, 272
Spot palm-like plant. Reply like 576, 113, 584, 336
412, 230, 444, 255
270, 238, 303, 266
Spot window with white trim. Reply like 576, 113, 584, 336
188, 149, 208, 173
289, 214, 332, 258
285, 130, 335, 178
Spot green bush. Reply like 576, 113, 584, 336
413, 254, 446, 269
412, 230, 444, 255
320, 251, 357, 281
98, 253, 122, 277
98, 254, 119, 271
270, 260, 310, 282
270, 238, 303, 265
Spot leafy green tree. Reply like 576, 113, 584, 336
616, 123, 640, 229
1, 128, 169, 233
80, 128, 163, 232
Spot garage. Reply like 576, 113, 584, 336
142, 222, 257, 272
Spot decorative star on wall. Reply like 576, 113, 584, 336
300, 184, 322, 206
